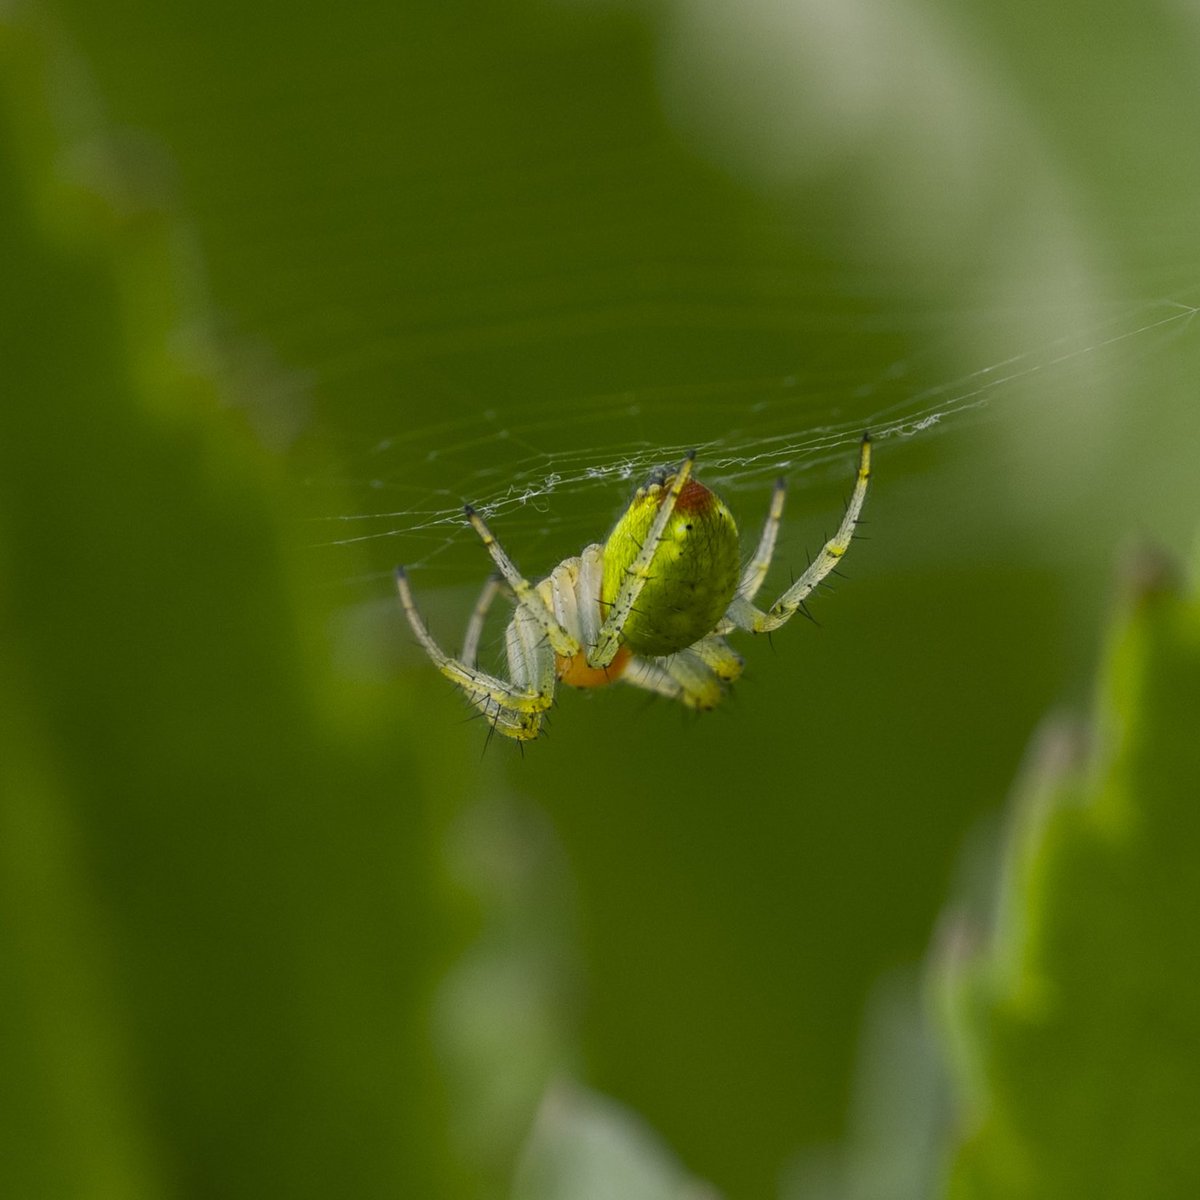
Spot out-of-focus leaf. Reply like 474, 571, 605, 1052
783, 967, 952, 1200
512, 1080, 720, 1200
0, 12, 449, 1198
941, 547, 1200, 1198
433, 792, 585, 1194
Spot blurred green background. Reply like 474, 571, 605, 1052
3, 1, 1200, 1197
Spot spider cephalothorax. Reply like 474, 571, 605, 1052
397, 433, 871, 741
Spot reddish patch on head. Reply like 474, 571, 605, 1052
556, 644, 632, 689
672, 479, 715, 513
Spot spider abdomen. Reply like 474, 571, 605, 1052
601, 476, 740, 657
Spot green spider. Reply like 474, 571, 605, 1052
396, 433, 871, 742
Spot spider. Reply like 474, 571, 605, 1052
396, 433, 871, 742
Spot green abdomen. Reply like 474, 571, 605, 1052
602, 481, 740, 658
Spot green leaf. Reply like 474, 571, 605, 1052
512, 1081, 720, 1200
0, 12, 449, 1199
942, 549, 1200, 1198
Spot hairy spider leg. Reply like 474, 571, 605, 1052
396, 567, 549, 740
738, 477, 787, 601
724, 433, 871, 635
614, 632, 744, 709
688, 634, 745, 683
656, 637, 743, 708
588, 450, 696, 669
659, 647, 726, 709
537, 546, 633, 687
505, 600, 561, 702
464, 506, 580, 658
712, 477, 785, 635
462, 575, 502, 667
620, 656, 686, 702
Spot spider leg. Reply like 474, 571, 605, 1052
629, 649, 722, 710
621, 637, 742, 711
464, 506, 579, 658
739, 477, 787, 602
714, 487, 784, 634
660, 649, 725, 710
462, 575, 502, 667
396, 568, 549, 741
688, 635, 744, 685
620, 657, 685, 702
504, 603, 561, 706
723, 433, 871, 635
588, 450, 696, 669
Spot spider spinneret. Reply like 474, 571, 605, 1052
396, 433, 871, 742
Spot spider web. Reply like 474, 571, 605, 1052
306, 286, 1200, 596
